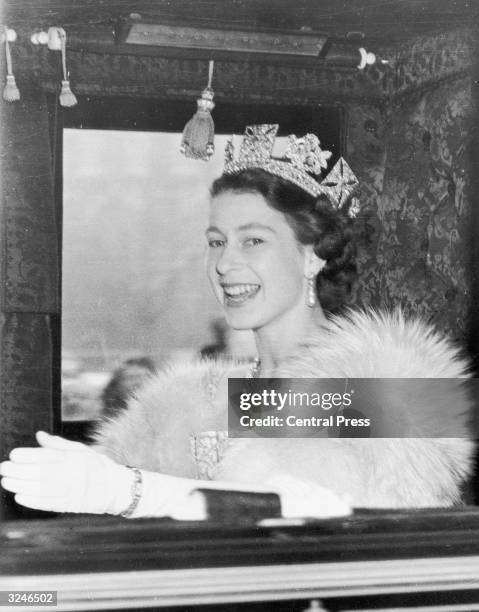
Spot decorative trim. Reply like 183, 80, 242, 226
6, 24, 475, 104
119, 20, 329, 59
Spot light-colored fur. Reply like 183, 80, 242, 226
93, 310, 475, 508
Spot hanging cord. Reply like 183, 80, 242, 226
3, 26, 20, 102
58, 28, 77, 107
207, 59, 214, 90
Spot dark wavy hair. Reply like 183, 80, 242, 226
210, 168, 356, 314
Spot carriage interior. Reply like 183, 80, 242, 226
1, 1, 479, 610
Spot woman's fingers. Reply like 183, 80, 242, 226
1, 456, 85, 498
1, 476, 63, 498
1, 454, 89, 502
14, 494, 67, 512
36, 431, 87, 451
1, 435, 129, 515
1, 476, 20, 493
2, 477, 35, 495
8, 447, 65, 464
7, 434, 89, 465
265, 474, 351, 518
1, 461, 46, 480
0, 461, 67, 484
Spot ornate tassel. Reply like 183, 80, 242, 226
3, 27, 20, 102
181, 60, 215, 160
58, 28, 77, 107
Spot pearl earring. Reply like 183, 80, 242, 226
307, 276, 316, 308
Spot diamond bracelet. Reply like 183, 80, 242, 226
120, 467, 143, 518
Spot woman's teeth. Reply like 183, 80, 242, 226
223, 284, 260, 304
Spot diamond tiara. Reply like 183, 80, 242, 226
223, 124, 360, 215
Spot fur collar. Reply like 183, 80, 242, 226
93, 309, 474, 508
276, 308, 470, 378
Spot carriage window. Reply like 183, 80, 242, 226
62, 129, 255, 421
61, 99, 341, 424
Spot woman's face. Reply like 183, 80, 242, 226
206, 190, 311, 331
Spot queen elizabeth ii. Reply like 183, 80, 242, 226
0, 125, 474, 519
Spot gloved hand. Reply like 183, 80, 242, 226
264, 474, 352, 518
0, 432, 208, 519
0, 432, 134, 514
0, 432, 352, 520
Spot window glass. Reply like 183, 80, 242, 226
62, 129, 256, 421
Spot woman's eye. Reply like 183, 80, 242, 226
244, 238, 264, 247
208, 239, 225, 248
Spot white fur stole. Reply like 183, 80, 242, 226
93, 310, 475, 508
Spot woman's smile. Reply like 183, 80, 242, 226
221, 283, 261, 306
206, 191, 308, 331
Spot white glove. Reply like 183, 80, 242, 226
0, 432, 352, 520
0, 432, 208, 519
264, 475, 351, 519
0, 432, 134, 514
134, 473, 351, 520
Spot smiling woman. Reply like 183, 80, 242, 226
0, 123, 474, 519
206, 190, 311, 335
60, 116, 321, 424
207, 167, 354, 339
